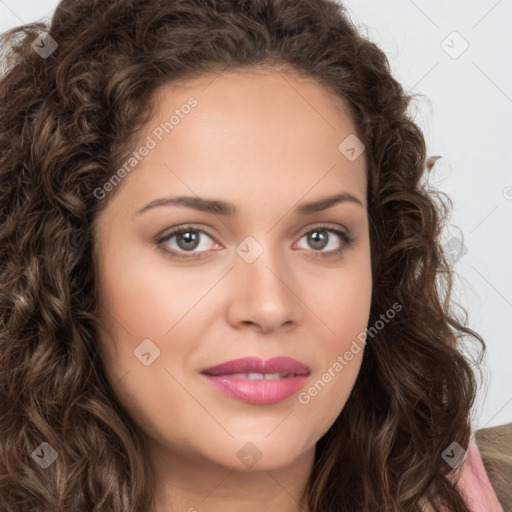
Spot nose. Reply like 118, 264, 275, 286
225, 241, 303, 334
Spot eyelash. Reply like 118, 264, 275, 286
155, 223, 354, 260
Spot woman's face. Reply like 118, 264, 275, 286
93, 68, 372, 474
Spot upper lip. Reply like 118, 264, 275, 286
201, 357, 310, 376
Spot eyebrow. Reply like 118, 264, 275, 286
134, 192, 364, 217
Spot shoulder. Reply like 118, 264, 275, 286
420, 424, 512, 512
475, 422, 512, 512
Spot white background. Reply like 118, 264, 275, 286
1, 0, 511, 429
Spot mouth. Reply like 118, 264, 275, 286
201, 356, 310, 404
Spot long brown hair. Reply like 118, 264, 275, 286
0, 0, 486, 510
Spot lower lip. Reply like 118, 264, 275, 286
202, 375, 309, 404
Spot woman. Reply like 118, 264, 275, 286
0, 0, 509, 510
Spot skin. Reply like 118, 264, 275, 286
93, 67, 372, 512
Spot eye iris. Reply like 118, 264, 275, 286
177, 231, 200, 251
308, 230, 328, 250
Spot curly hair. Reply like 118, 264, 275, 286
0, 0, 486, 510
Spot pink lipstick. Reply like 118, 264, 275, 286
201, 356, 310, 404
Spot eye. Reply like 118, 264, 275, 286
155, 223, 353, 260
294, 223, 353, 257
156, 225, 219, 259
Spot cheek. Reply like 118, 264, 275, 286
94, 240, 176, 382
300, 252, 371, 424
95, 240, 200, 352
94, 239, 227, 410
335, 267, 372, 340
319, 249, 372, 349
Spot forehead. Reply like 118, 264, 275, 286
103, 67, 367, 216
151, 67, 357, 149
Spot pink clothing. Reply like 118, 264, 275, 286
455, 434, 503, 512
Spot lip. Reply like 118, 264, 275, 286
201, 357, 310, 405
201, 356, 310, 376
